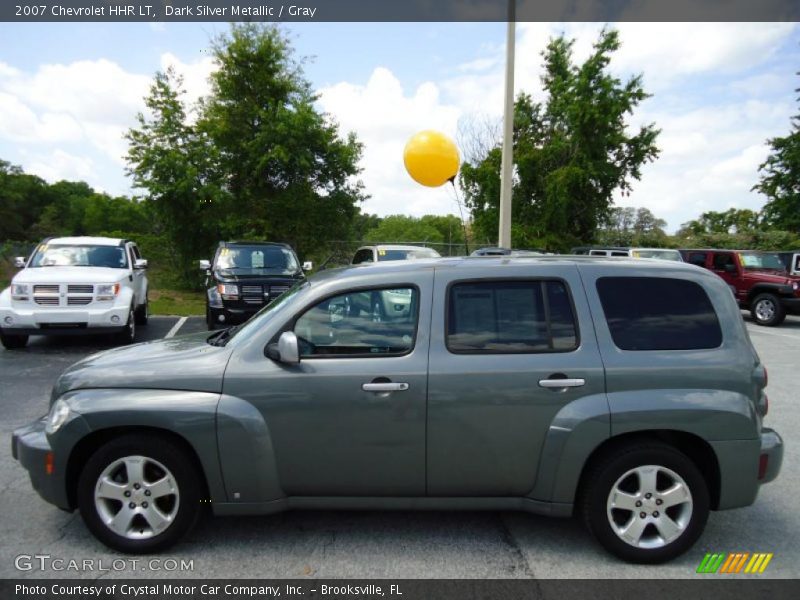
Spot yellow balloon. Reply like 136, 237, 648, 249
403, 130, 460, 187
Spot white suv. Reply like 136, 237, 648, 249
0, 236, 149, 349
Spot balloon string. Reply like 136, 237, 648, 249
449, 178, 470, 256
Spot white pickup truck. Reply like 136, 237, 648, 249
0, 236, 149, 349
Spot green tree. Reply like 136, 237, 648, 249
363, 215, 444, 244
199, 24, 364, 259
125, 67, 228, 283
754, 77, 800, 234
678, 208, 762, 236
460, 29, 659, 250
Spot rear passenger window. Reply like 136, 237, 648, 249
447, 280, 578, 353
596, 277, 722, 351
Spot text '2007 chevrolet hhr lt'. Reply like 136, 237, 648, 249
13, 256, 782, 563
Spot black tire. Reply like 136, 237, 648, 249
750, 293, 786, 327
115, 307, 136, 345
77, 433, 203, 554
0, 332, 28, 350
206, 306, 217, 331
134, 296, 149, 326
581, 441, 709, 564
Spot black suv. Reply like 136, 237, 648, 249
201, 241, 308, 330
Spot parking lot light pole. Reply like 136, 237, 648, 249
498, 3, 515, 249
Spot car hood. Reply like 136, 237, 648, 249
52, 331, 233, 403
744, 270, 798, 285
213, 269, 302, 283
14, 267, 129, 284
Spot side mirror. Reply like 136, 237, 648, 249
14, 257, 26, 268
302, 261, 313, 272
199, 259, 211, 271
134, 258, 148, 269
267, 331, 300, 364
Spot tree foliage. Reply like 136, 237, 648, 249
0, 160, 148, 242
754, 76, 800, 234
677, 208, 762, 236
596, 206, 667, 247
460, 29, 660, 251
126, 24, 364, 281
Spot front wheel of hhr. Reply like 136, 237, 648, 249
581, 442, 709, 563
77, 434, 203, 553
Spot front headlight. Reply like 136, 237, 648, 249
217, 284, 239, 299
11, 283, 30, 301
96, 283, 120, 301
208, 286, 223, 308
45, 399, 72, 435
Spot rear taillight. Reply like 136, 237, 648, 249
758, 454, 769, 480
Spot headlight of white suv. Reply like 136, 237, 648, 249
95, 283, 120, 301
11, 283, 30, 301
45, 399, 72, 435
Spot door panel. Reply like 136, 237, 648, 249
222, 272, 433, 497
426, 265, 606, 496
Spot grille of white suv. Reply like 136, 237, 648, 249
31, 284, 95, 307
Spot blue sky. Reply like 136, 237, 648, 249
0, 22, 798, 232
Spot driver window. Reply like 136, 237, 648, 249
713, 253, 733, 271
293, 287, 418, 357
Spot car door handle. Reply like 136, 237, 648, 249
538, 378, 586, 389
362, 382, 409, 392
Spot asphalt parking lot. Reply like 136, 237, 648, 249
1, 315, 798, 580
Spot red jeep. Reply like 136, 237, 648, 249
680, 249, 800, 326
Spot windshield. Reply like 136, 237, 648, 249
29, 244, 128, 268
378, 248, 440, 261
739, 252, 786, 271
215, 280, 310, 347
215, 245, 299, 274
632, 249, 683, 261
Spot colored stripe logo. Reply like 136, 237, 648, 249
696, 552, 773, 574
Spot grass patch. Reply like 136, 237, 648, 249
149, 289, 205, 316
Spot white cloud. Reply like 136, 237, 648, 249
159, 52, 216, 110
319, 67, 463, 217
0, 53, 214, 189
25, 149, 97, 183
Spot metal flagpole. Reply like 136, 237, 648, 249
498, 1, 515, 249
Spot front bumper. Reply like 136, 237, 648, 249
0, 303, 130, 335
208, 304, 259, 326
12, 418, 71, 510
758, 427, 783, 484
780, 297, 800, 315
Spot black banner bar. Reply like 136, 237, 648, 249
3, 579, 800, 600
2, 0, 799, 23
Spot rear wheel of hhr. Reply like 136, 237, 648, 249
581, 442, 709, 563
0, 332, 28, 349
77, 433, 202, 554
751, 293, 785, 327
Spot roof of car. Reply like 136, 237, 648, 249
45, 236, 125, 246
321, 255, 705, 284
222, 241, 290, 248
358, 244, 439, 252
629, 247, 680, 251
679, 248, 775, 253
